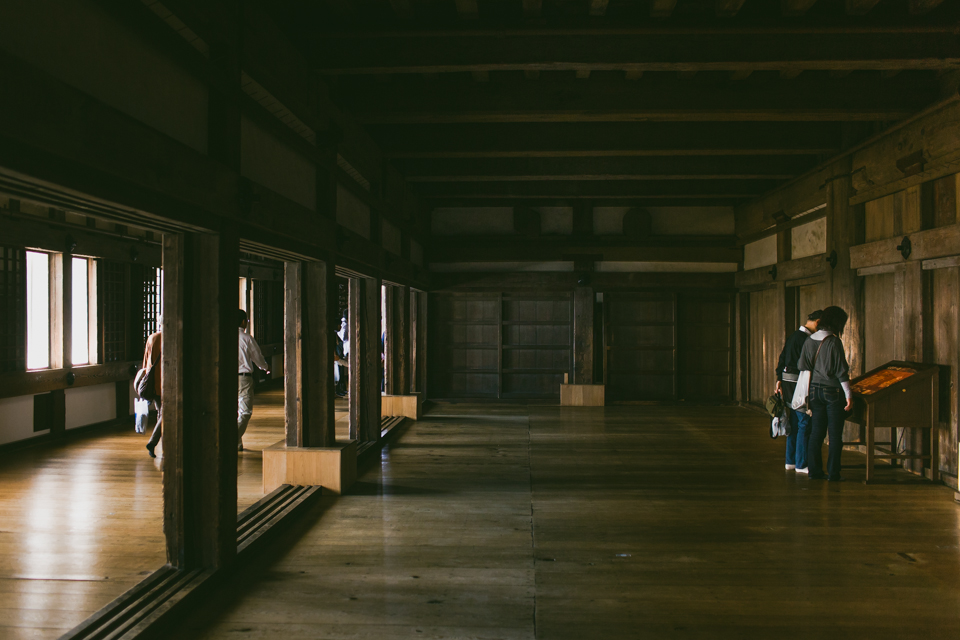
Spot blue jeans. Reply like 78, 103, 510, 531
782, 382, 809, 468
808, 385, 846, 479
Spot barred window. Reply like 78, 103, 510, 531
143, 266, 162, 342
0, 246, 26, 373
100, 261, 126, 363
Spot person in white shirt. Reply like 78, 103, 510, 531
238, 309, 270, 452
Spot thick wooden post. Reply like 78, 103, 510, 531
573, 286, 594, 384
387, 285, 411, 395
352, 277, 382, 443
161, 229, 239, 570
284, 259, 337, 448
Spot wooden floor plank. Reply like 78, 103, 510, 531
181, 402, 960, 640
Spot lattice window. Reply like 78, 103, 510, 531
143, 266, 160, 343
100, 260, 126, 362
0, 246, 26, 373
252, 279, 283, 345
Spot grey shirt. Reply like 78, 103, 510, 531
798, 330, 852, 398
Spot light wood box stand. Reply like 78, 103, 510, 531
381, 393, 422, 420
560, 384, 605, 406
262, 440, 357, 495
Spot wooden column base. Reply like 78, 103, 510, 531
560, 384, 605, 406
262, 441, 357, 495
381, 393, 422, 420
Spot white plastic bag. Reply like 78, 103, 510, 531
791, 371, 811, 412
134, 398, 150, 434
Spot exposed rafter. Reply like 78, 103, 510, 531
402, 156, 813, 182
522, 0, 543, 18
845, 0, 881, 15
340, 73, 935, 124
455, 0, 478, 20
415, 179, 777, 199
311, 29, 960, 75
781, 0, 818, 16
910, 0, 946, 14
371, 122, 841, 158
716, 0, 747, 17
650, 0, 679, 18
589, 0, 609, 17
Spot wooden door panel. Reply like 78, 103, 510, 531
607, 293, 677, 401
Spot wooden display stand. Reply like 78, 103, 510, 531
262, 441, 357, 495
560, 384, 605, 406
847, 360, 939, 484
381, 393, 422, 420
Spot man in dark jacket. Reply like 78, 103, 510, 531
775, 309, 821, 474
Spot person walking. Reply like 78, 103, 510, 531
798, 306, 853, 481
238, 309, 270, 452
142, 318, 162, 458
775, 310, 821, 474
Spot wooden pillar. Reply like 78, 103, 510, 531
573, 286, 594, 384
161, 229, 239, 570
352, 277, 382, 443
284, 259, 337, 448
415, 290, 428, 398
389, 285, 411, 395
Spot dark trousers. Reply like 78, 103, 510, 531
146, 399, 163, 448
807, 385, 845, 479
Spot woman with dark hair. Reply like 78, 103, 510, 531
797, 306, 853, 481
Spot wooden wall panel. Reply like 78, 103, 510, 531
501, 293, 571, 399
932, 267, 959, 484
747, 287, 782, 406
863, 273, 898, 371
429, 293, 500, 398
677, 295, 733, 400
606, 293, 676, 401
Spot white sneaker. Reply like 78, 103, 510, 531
785, 464, 796, 470
796, 467, 808, 474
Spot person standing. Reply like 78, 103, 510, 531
334, 316, 348, 397
238, 309, 270, 452
142, 317, 162, 458
798, 306, 853, 481
775, 310, 821, 474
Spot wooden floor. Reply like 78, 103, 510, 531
0, 386, 322, 639
179, 404, 960, 640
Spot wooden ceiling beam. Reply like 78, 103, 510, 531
414, 178, 779, 198
781, 0, 818, 16
372, 122, 840, 158
910, 0, 946, 14
340, 73, 935, 123
311, 29, 960, 75
522, 0, 543, 18
426, 197, 748, 207
845, 0, 881, 15
455, 0, 479, 20
716, 0, 747, 17
387, 0, 412, 18
402, 156, 816, 181
428, 241, 742, 264
589, 0, 610, 17
650, 0, 679, 18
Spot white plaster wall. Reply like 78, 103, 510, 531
65, 383, 116, 430
792, 217, 827, 259
337, 184, 371, 238
241, 115, 316, 211
0, 0, 208, 153
0, 395, 40, 446
432, 208, 515, 235
743, 235, 779, 271
381, 218, 402, 256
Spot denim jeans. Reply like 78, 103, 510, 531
782, 382, 809, 468
808, 385, 846, 479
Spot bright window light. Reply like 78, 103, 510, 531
72, 257, 89, 365
26, 251, 50, 370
